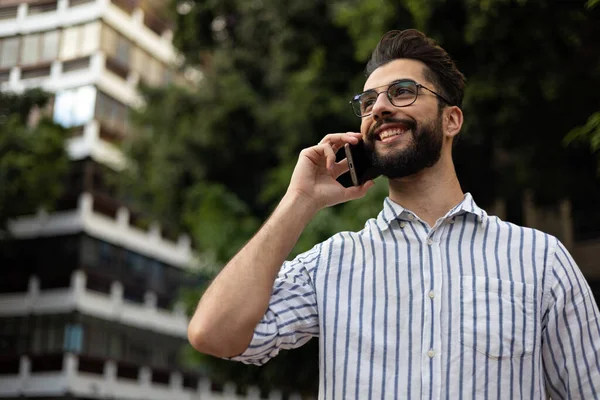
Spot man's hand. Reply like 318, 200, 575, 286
287, 132, 375, 212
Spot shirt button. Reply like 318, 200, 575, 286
428, 349, 435, 358
428, 291, 435, 299
448, 218, 455, 224
399, 221, 406, 228
427, 238, 434, 246
408, 214, 415, 221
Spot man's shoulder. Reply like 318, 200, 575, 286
484, 214, 559, 251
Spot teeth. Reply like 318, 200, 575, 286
379, 128, 406, 140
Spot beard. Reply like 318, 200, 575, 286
364, 113, 444, 179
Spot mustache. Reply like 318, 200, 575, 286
368, 117, 417, 139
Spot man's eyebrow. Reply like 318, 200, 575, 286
363, 78, 413, 92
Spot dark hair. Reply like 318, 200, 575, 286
366, 29, 466, 108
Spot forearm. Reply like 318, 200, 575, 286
187, 191, 318, 357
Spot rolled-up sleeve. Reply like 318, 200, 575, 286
227, 244, 322, 366
542, 239, 600, 399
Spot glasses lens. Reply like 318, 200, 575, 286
353, 91, 377, 117
388, 81, 417, 107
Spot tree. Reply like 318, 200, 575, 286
0, 89, 69, 234
121, 0, 600, 394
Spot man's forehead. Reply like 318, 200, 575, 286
363, 59, 428, 90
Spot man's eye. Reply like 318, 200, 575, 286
390, 86, 414, 97
361, 98, 376, 109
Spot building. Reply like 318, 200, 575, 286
0, 0, 235, 398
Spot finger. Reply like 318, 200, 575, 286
321, 143, 337, 171
344, 180, 375, 199
331, 158, 350, 179
319, 132, 360, 149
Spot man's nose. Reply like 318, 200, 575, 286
371, 92, 395, 121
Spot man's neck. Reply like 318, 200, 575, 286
387, 158, 464, 228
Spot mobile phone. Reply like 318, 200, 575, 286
340, 141, 380, 187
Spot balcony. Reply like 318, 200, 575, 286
0, 270, 188, 338
8, 191, 195, 270
0, 353, 301, 399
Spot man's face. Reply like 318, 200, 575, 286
360, 59, 444, 179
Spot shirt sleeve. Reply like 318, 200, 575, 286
226, 244, 321, 366
542, 238, 600, 399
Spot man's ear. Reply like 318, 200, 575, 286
444, 106, 463, 139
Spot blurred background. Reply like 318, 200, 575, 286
0, 0, 599, 399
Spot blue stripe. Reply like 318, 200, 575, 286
557, 243, 600, 394
552, 270, 586, 398
388, 219, 402, 397
506, 224, 515, 399
444, 220, 456, 400
554, 256, 595, 397
341, 234, 356, 400
481, 219, 491, 400
541, 349, 566, 400
469, 215, 478, 400
458, 214, 468, 399
409, 220, 426, 399
321, 241, 335, 398
493, 219, 504, 399
374, 221, 389, 399
331, 234, 346, 400
367, 226, 378, 399
270, 291, 314, 307
518, 227, 527, 400
260, 303, 319, 323
399, 222, 414, 398
549, 287, 572, 394
354, 233, 367, 400
529, 230, 539, 400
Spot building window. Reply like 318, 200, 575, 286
41, 30, 59, 62
60, 23, 100, 61
0, 6, 18, 20
101, 24, 132, 78
69, 0, 96, 7
95, 90, 130, 136
0, 37, 19, 69
21, 65, 51, 80
132, 47, 167, 87
63, 323, 83, 353
53, 85, 96, 128
31, 315, 67, 354
20, 31, 59, 66
62, 56, 90, 73
28, 1, 58, 15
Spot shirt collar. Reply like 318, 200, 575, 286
374, 192, 487, 231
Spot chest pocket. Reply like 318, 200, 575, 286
460, 276, 535, 359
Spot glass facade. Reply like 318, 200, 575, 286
53, 85, 96, 128
0, 314, 184, 370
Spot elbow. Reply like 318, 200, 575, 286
187, 317, 249, 359
187, 319, 218, 356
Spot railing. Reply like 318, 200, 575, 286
0, 353, 304, 399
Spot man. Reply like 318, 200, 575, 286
188, 29, 600, 399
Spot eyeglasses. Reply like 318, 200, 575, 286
350, 79, 452, 118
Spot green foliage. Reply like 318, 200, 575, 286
565, 111, 600, 172
124, 0, 600, 394
0, 89, 68, 232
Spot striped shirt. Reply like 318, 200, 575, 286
231, 193, 600, 399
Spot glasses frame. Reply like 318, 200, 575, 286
350, 79, 452, 118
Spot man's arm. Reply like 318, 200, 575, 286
187, 132, 374, 358
542, 239, 600, 399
